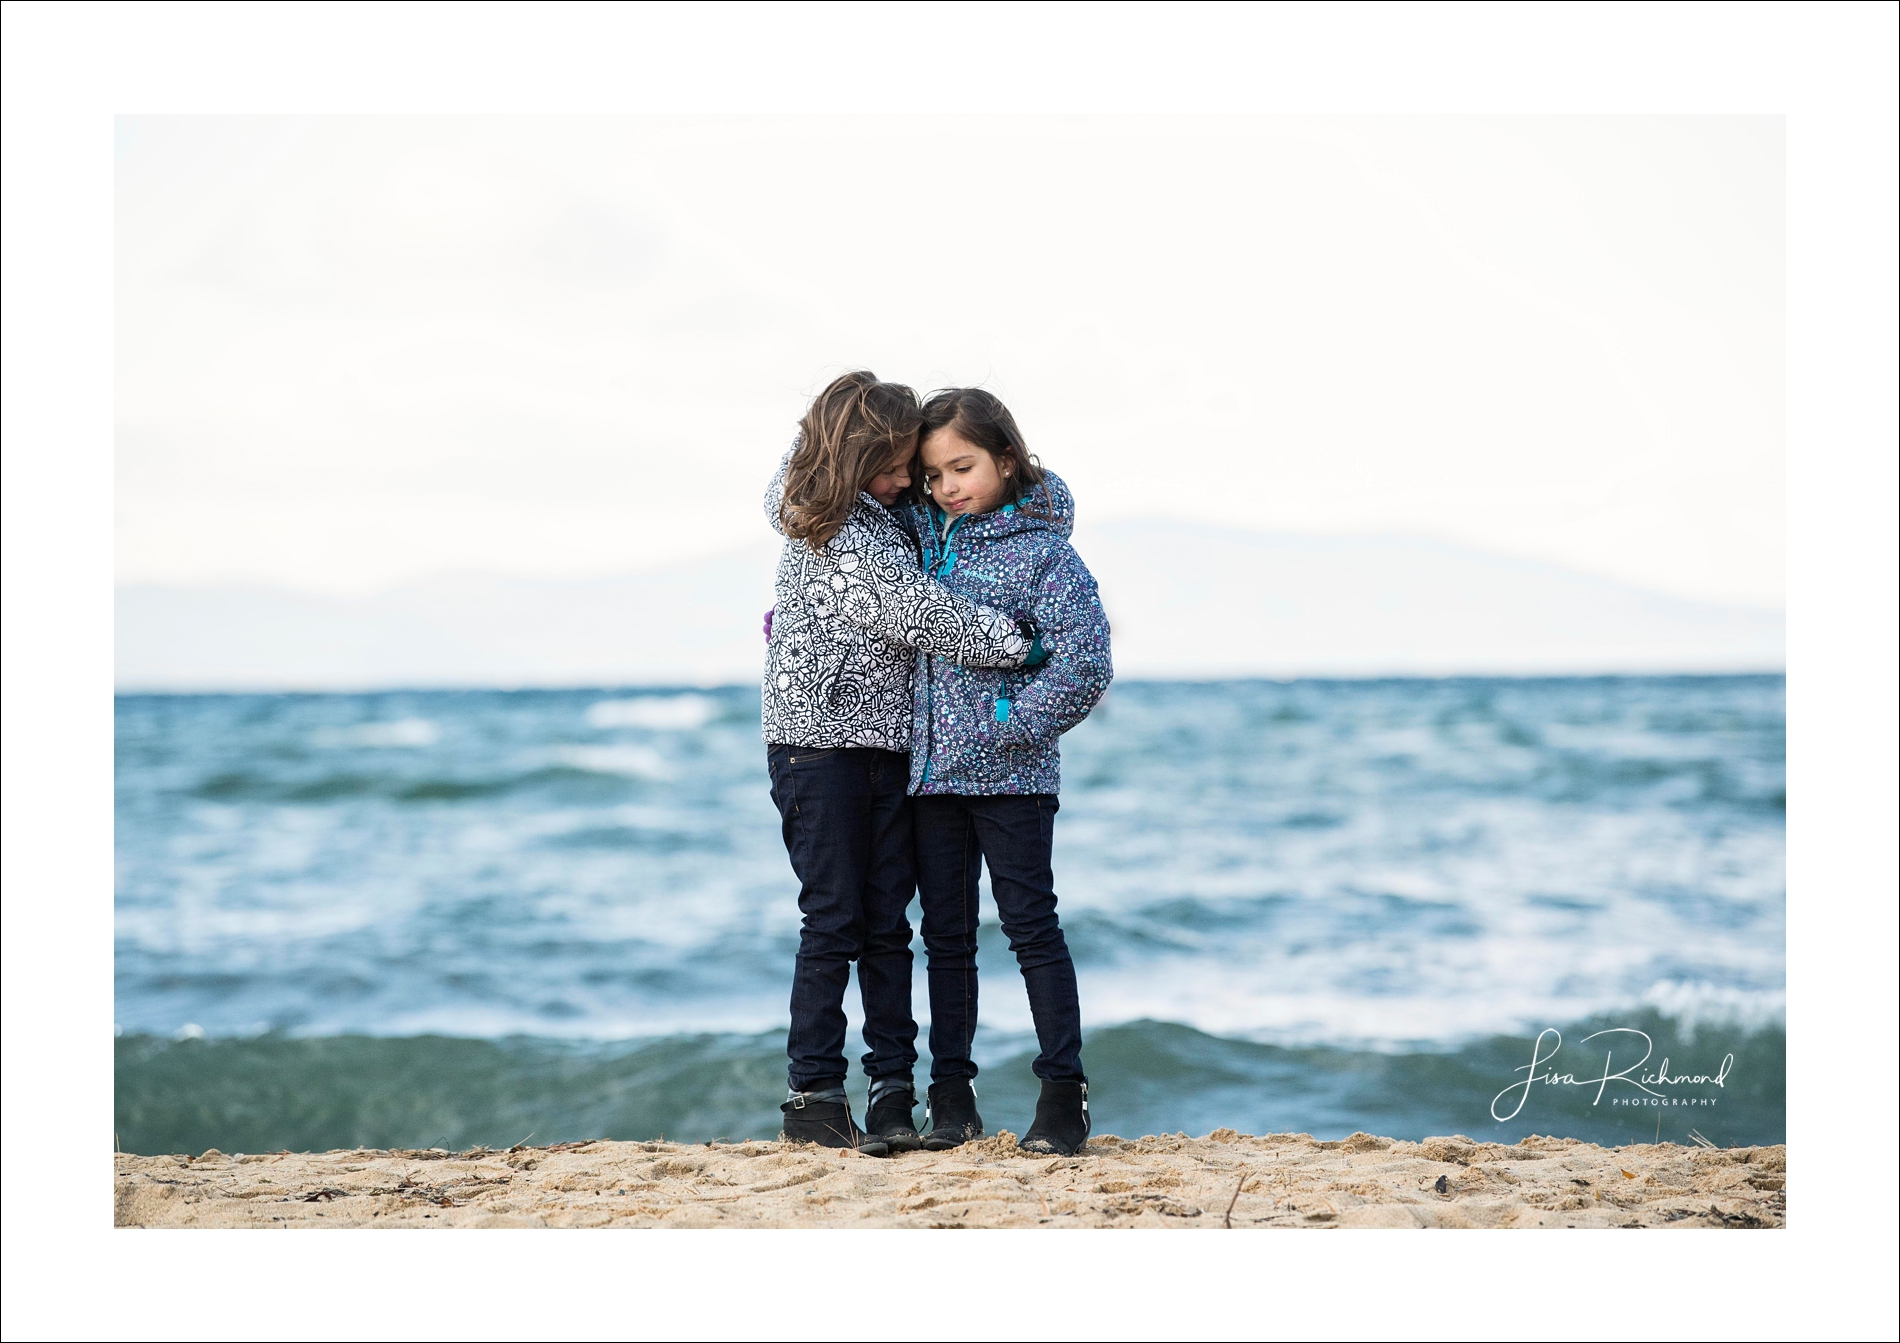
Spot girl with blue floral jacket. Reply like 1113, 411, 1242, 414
900, 388, 1113, 1157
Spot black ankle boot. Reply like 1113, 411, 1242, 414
1018, 1081, 1090, 1155
922, 1079, 984, 1151
864, 1078, 923, 1153
780, 1086, 890, 1157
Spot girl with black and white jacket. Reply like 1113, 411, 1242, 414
760, 371, 1033, 1156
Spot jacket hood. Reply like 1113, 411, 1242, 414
925, 469, 1074, 542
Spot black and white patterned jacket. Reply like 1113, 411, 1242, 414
760, 449, 1031, 751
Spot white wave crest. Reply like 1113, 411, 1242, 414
315, 718, 442, 748
585, 695, 717, 731
554, 744, 672, 780
1639, 980, 1786, 1033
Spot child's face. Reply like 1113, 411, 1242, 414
864, 441, 916, 507
921, 429, 1010, 516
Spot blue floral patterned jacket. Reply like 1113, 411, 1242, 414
901, 470, 1113, 796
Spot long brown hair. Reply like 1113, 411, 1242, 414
780, 371, 923, 549
918, 388, 1045, 513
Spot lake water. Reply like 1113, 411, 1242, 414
114, 676, 1785, 1153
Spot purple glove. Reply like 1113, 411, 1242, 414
763, 606, 775, 642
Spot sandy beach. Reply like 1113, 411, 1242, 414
114, 1129, 1785, 1229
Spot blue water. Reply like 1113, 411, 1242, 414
114, 677, 1785, 1153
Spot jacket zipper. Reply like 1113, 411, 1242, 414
921, 511, 967, 787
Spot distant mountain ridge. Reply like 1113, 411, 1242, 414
1079, 521, 1782, 679
116, 522, 1783, 690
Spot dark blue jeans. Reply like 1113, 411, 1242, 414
913, 793, 1085, 1086
766, 744, 919, 1092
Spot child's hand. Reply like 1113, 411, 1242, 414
1015, 618, 1049, 668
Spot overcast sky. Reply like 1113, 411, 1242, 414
116, 116, 1782, 608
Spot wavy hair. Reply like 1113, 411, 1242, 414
780, 371, 923, 550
